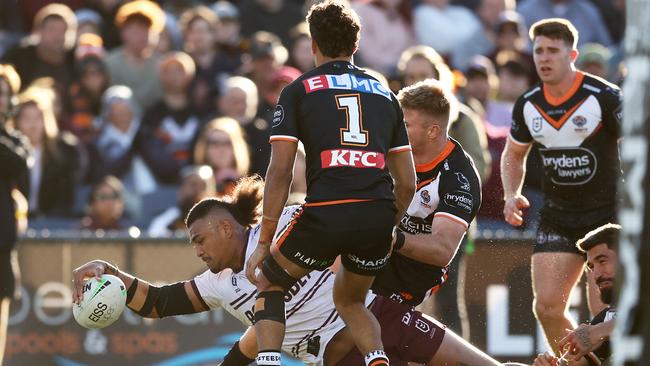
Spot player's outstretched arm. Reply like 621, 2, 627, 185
72, 260, 209, 318
386, 149, 416, 224
501, 138, 532, 227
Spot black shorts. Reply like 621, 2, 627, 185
276, 199, 395, 275
0, 249, 20, 299
533, 219, 613, 254
337, 295, 446, 365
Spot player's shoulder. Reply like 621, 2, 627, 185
441, 139, 481, 185
580, 72, 622, 99
516, 83, 543, 104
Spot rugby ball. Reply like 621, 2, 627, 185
73, 274, 127, 329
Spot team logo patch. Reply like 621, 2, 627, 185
272, 105, 284, 127
420, 190, 430, 204
572, 115, 587, 127
532, 116, 543, 132
455, 172, 471, 191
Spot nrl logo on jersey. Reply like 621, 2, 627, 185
532, 116, 543, 133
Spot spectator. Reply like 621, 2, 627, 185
413, 0, 482, 68
239, 0, 305, 46
518, 0, 613, 47
105, 0, 165, 110
148, 165, 215, 237
67, 40, 109, 144
140, 52, 201, 181
286, 23, 314, 73
488, 11, 538, 85
80, 175, 127, 230
217, 76, 271, 176
246, 31, 287, 113
179, 5, 241, 117
156, 12, 182, 55
88, 85, 159, 197
193, 117, 250, 196
2, 4, 77, 92
577, 42, 611, 80
86, 0, 125, 50
211, 1, 244, 56
461, 55, 498, 117
12, 86, 81, 217
352, 0, 415, 75
75, 8, 103, 39
0, 64, 29, 366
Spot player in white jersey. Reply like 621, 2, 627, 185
72, 177, 354, 365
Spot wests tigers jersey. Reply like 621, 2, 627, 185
510, 71, 622, 228
270, 60, 411, 203
193, 205, 375, 364
371, 139, 482, 306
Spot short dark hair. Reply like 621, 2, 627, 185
185, 175, 263, 228
397, 78, 451, 128
576, 223, 620, 253
307, 1, 360, 58
529, 18, 579, 49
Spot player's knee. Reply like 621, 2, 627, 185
261, 256, 299, 291
533, 297, 566, 321
254, 291, 286, 325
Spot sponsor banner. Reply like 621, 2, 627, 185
302, 74, 391, 100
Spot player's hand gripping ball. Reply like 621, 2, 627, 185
73, 274, 127, 329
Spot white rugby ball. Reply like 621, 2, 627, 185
73, 274, 127, 329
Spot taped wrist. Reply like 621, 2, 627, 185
134, 282, 195, 318
254, 291, 286, 325
126, 278, 139, 304
220, 341, 255, 366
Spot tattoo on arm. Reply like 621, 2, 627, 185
576, 326, 593, 349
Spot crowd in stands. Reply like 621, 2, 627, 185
0, 0, 625, 236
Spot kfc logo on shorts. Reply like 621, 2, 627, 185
321, 149, 385, 169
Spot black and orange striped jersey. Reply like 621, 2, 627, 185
509, 71, 622, 228
371, 139, 482, 306
270, 60, 411, 203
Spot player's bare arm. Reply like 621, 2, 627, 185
397, 216, 468, 267
246, 140, 297, 285
386, 150, 416, 224
501, 137, 532, 226
72, 259, 209, 317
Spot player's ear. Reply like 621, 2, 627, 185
570, 48, 579, 62
220, 219, 233, 238
311, 39, 318, 55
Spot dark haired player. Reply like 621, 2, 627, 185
501, 18, 622, 355
533, 224, 619, 366
244, 1, 415, 365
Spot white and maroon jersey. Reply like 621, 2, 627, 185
510, 71, 622, 229
194, 205, 375, 364
371, 139, 482, 306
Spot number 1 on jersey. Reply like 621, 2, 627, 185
337, 94, 368, 146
